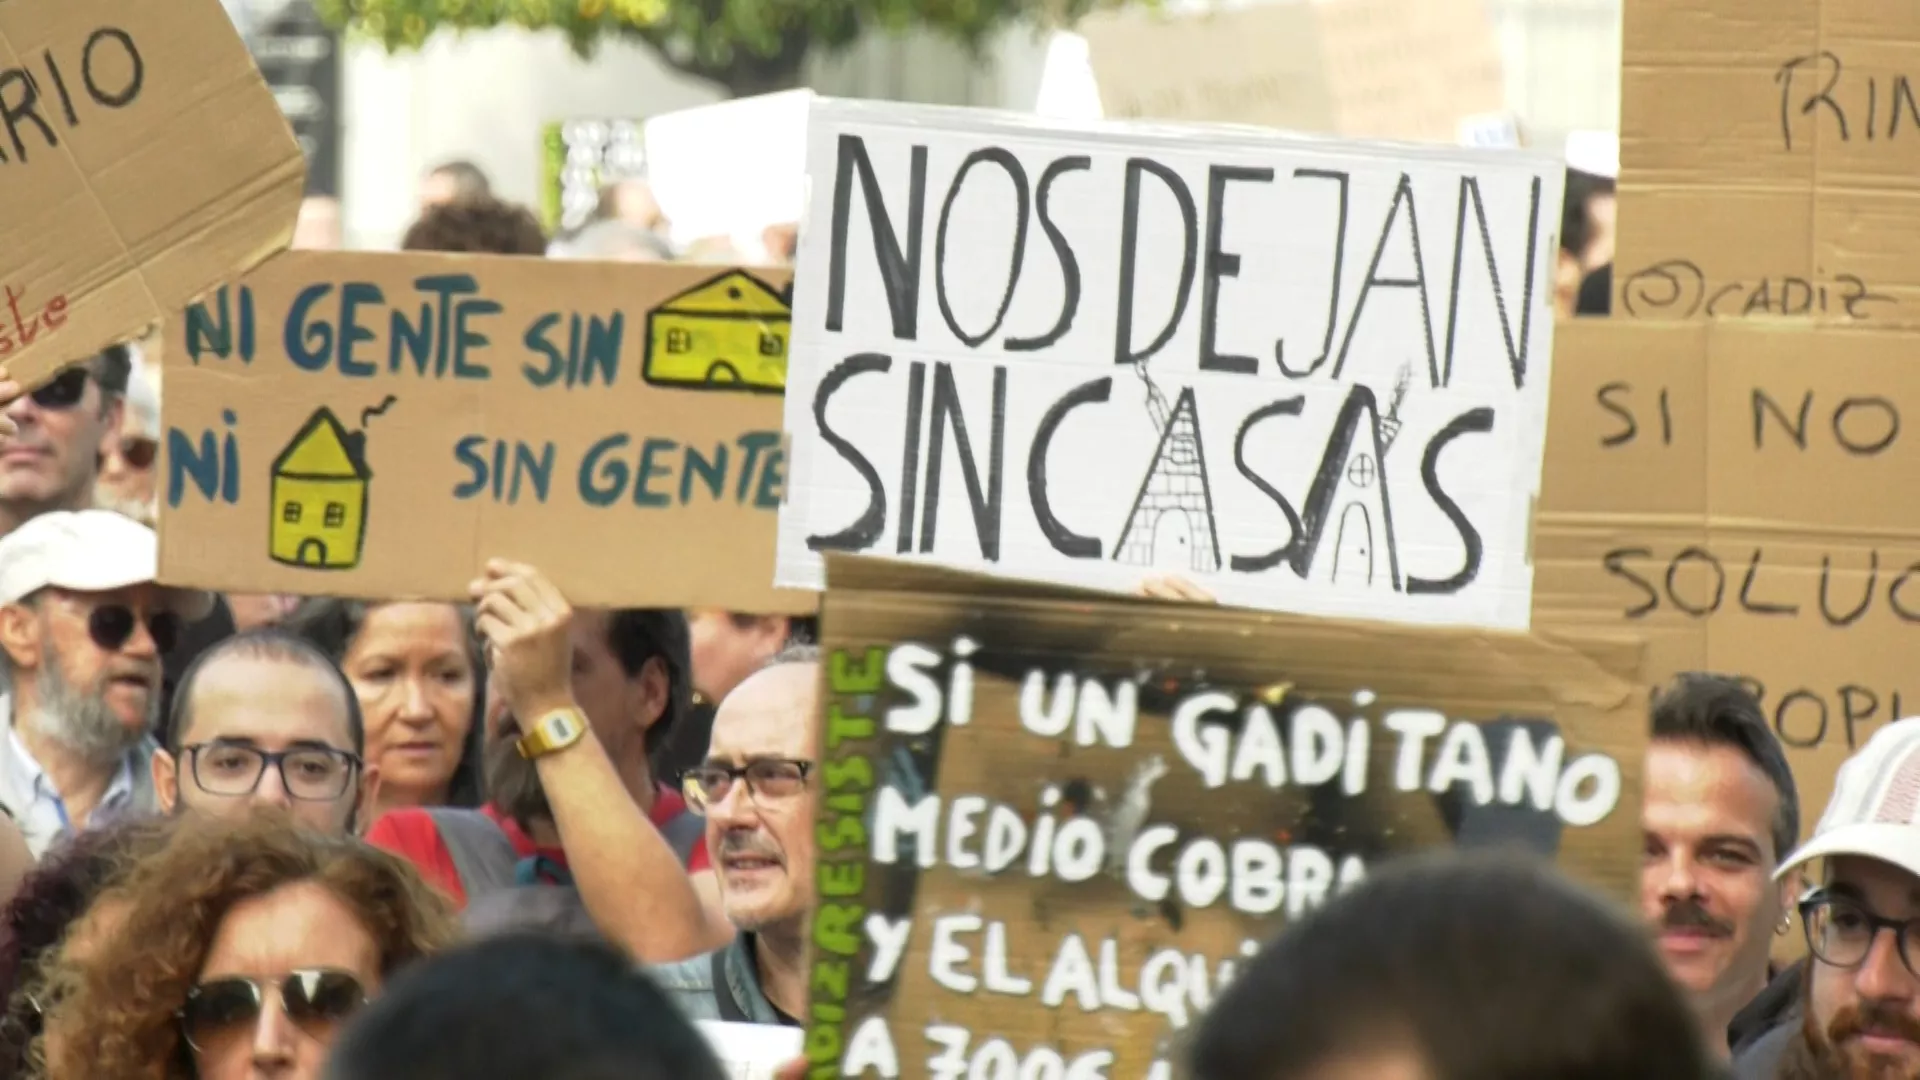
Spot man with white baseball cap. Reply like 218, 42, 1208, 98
0, 510, 212, 857
1733, 717, 1920, 1079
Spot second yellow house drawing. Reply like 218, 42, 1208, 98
269, 406, 373, 571
643, 269, 790, 394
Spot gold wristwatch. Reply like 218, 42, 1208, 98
516, 708, 588, 760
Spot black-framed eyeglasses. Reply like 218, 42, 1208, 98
178, 968, 368, 1053
1801, 889, 1920, 976
683, 758, 813, 813
184, 743, 361, 801
86, 604, 181, 654
26, 368, 90, 411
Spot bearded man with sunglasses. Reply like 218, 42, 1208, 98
0, 348, 129, 541
0, 510, 214, 856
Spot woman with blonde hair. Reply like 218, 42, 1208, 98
27, 812, 457, 1080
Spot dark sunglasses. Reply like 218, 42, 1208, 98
178, 969, 368, 1053
116, 436, 157, 469
89, 604, 181, 653
27, 368, 90, 411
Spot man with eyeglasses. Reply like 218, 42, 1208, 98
0, 510, 214, 856
651, 643, 820, 1026
0, 348, 129, 541
154, 629, 375, 836
1733, 717, 1920, 1079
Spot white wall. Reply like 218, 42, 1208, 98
340, 32, 724, 250
338, 27, 1003, 252
992, 0, 1625, 146
337, 0, 1624, 250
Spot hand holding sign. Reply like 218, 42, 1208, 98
1135, 574, 1218, 604
471, 559, 578, 719
0, 364, 17, 440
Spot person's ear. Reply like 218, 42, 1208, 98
633, 656, 670, 737
0, 603, 42, 671
152, 748, 179, 814
355, 762, 384, 836
1777, 866, 1805, 915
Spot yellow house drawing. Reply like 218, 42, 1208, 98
643, 270, 790, 394
269, 407, 372, 571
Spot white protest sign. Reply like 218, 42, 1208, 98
695, 1020, 802, 1079
777, 99, 1564, 630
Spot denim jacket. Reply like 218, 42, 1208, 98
649, 933, 786, 1026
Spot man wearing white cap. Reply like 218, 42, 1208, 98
0, 510, 213, 856
1734, 717, 1920, 1078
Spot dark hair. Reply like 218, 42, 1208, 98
724, 612, 819, 645
427, 159, 491, 200
0, 818, 174, 1077
37, 813, 456, 1080
282, 599, 484, 808
165, 628, 365, 755
401, 195, 547, 256
1575, 262, 1612, 316
1560, 167, 1615, 261
90, 345, 131, 399
604, 610, 691, 757
1651, 672, 1800, 862
1188, 851, 1712, 1080
322, 934, 727, 1080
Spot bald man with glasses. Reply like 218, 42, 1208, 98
154, 629, 378, 838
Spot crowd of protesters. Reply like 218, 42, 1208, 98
0, 153, 1902, 1080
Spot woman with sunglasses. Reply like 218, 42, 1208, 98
25, 812, 456, 1080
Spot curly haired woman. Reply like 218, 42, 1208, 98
0, 818, 174, 1080
26, 812, 458, 1080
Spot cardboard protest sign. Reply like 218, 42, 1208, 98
158, 251, 812, 615
806, 555, 1646, 1079
1534, 317, 1920, 836
777, 99, 1565, 630
1614, 0, 1920, 319
0, 0, 304, 386
1078, 0, 1505, 143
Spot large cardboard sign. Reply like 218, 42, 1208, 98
158, 252, 812, 615
1079, 0, 1505, 143
807, 555, 1645, 1079
778, 99, 1565, 630
1614, 0, 1920, 318
0, 0, 304, 385
1535, 318, 1920, 827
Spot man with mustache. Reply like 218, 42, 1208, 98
0, 349, 129, 541
1735, 717, 1920, 1079
1642, 674, 1801, 1059
651, 643, 819, 1026
370, 560, 731, 962
0, 511, 213, 856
